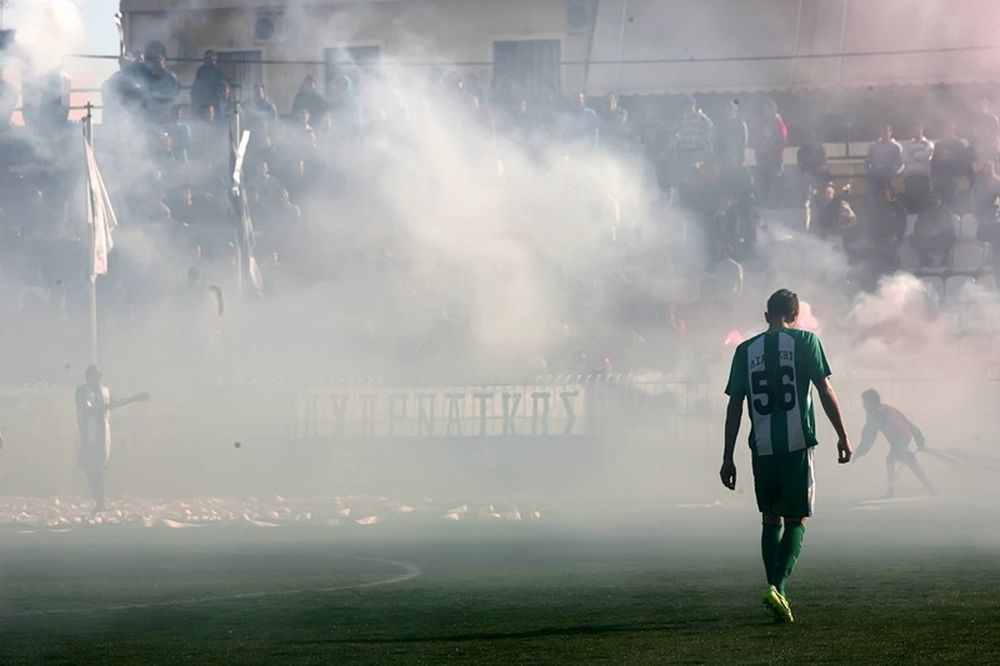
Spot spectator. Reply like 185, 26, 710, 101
292, 76, 329, 127
139, 42, 180, 123
901, 121, 934, 212
970, 96, 1000, 164
753, 99, 788, 206
670, 95, 714, 186
796, 131, 829, 183
715, 99, 748, 166
249, 84, 278, 124
971, 160, 1000, 226
931, 121, 973, 208
866, 123, 904, 195
0, 78, 17, 129
190, 50, 230, 115
328, 75, 362, 135
101, 54, 146, 123
852, 186, 906, 282
911, 194, 958, 268
808, 181, 856, 239
163, 105, 192, 163
600, 93, 632, 150
567, 92, 600, 147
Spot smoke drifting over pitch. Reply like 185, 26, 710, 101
0, 0, 998, 519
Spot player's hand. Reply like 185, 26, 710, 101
719, 458, 737, 490
837, 437, 853, 464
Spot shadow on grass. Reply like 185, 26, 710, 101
306, 617, 768, 645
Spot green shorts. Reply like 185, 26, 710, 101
751, 447, 815, 518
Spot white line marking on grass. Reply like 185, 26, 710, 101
2, 556, 422, 617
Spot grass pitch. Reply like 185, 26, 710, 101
1, 517, 998, 664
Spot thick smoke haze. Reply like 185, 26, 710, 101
1, 1, 998, 521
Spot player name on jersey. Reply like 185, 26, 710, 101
290, 385, 588, 439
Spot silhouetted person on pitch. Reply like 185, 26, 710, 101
856, 389, 935, 498
75, 366, 150, 512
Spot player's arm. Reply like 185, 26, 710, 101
854, 417, 879, 459
906, 417, 927, 449
109, 393, 151, 410
720, 394, 742, 490
813, 377, 852, 463
721, 347, 748, 491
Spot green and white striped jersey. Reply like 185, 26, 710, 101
725, 328, 832, 457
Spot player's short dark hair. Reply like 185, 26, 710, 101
766, 289, 799, 322
862, 388, 881, 404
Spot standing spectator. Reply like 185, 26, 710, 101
911, 194, 958, 268
567, 92, 600, 147
0, 78, 17, 129
139, 42, 180, 123
931, 121, 973, 208
328, 75, 362, 136
190, 50, 230, 115
796, 131, 830, 188
866, 123, 904, 196
600, 93, 633, 150
292, 76, 329, 128
753, 99, 788, 206
901, 121, 934, 212
670, 95, 714, 186
715, 99, 748, 166
970, 96, 1000, 165
971, 160, 1000, 226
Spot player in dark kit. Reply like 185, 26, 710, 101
720, 289, 852, 623
856, 389, 935, 498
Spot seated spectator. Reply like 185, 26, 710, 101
292, 76, 329, 128
931, 121, 973, 208
190, 50, 230, 115
911, 194, 958, 268
249, 161, 284, 205
753, 99, 787, 206
808, 181, 856, 239
248, 84, 278, 130
715, 99, 748, 167
866, 123, 904, 196
901, 121, 934, 212
163, 105, 191, 162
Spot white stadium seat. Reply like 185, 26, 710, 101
949, 240, 988, 273
919, 276, 944, 304
944, 275, 975, 304
959, 214, 979, 239
897, 238, 921, 272
977, 274, 998, 292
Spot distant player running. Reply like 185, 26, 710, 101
720, 289, 852, 624
856, 389, 935, 498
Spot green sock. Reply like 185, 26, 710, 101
761, 523, 782, 587
775, 521, 806, 595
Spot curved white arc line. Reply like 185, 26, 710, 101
1, 556, 423, 617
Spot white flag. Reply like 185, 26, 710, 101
84, 137, 118, 277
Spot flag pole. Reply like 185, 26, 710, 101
84, 102, 99, 364
231, 101, 243, 294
